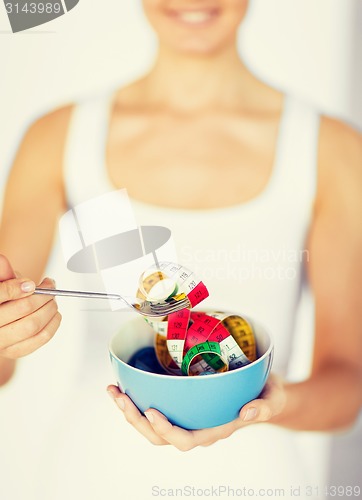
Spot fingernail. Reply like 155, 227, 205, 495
144, 411, 154, 423
243, 407, 258, 421
107, 390, 114, 401
21, 281, 35, 293
115, 398, 125, 411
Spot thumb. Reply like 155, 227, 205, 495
0, 254, 16, 281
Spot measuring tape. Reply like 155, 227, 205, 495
138, 262, 256, 376
137, 261, 209, 307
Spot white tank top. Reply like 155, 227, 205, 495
64, 90, 320, 376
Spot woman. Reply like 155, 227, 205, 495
0, 0, 361, 497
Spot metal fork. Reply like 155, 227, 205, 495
34, 287, 190, 317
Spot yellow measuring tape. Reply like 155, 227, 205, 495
137, 262, 256, 376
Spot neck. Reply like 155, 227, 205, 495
143, 44, 259, 112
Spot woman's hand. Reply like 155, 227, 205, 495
107, 374, 287, 451
0, 255, 62, 360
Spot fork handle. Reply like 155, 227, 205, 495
34, 287, 121, 301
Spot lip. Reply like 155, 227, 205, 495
165, 7, 220, 27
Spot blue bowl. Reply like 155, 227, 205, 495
109, 314, 273, 430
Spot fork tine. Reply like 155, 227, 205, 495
164, 305, 188, 314
150, 299, 189, 311
154, 297, 189, 306
146, 308, 182, 317
166, 299, 190, 310
150, 301, 189, 315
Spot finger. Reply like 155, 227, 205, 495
107, 385, 123, 399
0, 299, 59, 349
36, 277, 56, 289
0, 312, 62, 359
190, 419, 239, 446
106, 386, 168, 446
239, 401, 272, 423
142, 409, 203, 451
239, 374, 286, 423
108, 387, 240, 449
0, 279, 56, 328
0, 278, 37, 304
0, 255, 37, 303
143, 410, 241, 451
0, 254, 16, 280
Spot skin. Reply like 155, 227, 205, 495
1, 0, 362, 449
0, 256, 60, 386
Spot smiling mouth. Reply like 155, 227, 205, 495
166, 8, 220, 26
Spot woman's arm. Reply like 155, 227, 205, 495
107, 117, 362, 448
0, 105, 73, 385
0, 106, 73, 278
270, 116, 362, 430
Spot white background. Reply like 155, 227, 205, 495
0, 0, 361, 495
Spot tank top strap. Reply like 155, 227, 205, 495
64, 90, 113, 206
271, 95, 320, 206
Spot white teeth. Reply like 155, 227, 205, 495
177, 11, 212, 24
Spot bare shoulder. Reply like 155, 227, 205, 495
19, 104, 74, 159
317, 116, 362, 210
8, 104, 75, 197
33, 104, 74, 131
4, 103, 76, 218
319, 116, 361, 172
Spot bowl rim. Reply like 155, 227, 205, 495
109, 312, 274, 381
